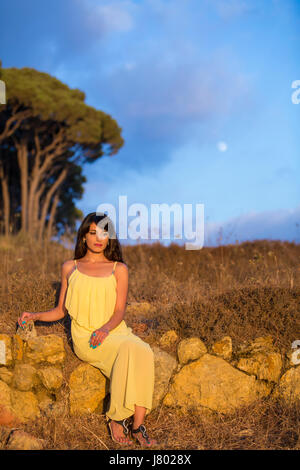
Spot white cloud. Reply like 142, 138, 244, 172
81, 0, 135, 35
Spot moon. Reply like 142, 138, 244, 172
217, 141, 228, 152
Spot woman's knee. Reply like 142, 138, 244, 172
119, 339, 154, 359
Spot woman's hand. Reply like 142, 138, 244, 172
17, 312, 38, 329
89, 326, 109, 349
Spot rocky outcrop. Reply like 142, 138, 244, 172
211, 336, 232, 360
152, 346, 178, 409
69, 363, 107, 416
0, 324, 299, 431
163, 353, 272, 414
234, 336, 282, 383
177, 337, 207, 365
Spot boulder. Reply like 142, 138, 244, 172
163, 353, 271, 415
235, 336, 282, 383
211, 336, 232, 360
152, 346, 177, 410
12, 363, 39, 391
37, 366, 63, 391
159, 330, 179, 348
177, 337, 207, 365
0, 367, 13, 385
0, 380, 19, 425
69, 363, 107, 416
24, 334, 66, 365
6, 430, 44, 450
272, 365, 300, 404
12, 334, 25, 362
10, 389, 40, 422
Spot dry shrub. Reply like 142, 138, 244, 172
0, 234, 299, 449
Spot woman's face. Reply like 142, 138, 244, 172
84, 222, 110, 253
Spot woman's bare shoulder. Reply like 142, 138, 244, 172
115, 261, 128, 274
61, 259, 76, 273
115, 261, 128, 269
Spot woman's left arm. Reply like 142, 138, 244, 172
89, 263, 128, 347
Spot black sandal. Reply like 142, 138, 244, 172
131, 424, 157, 447
106, 416, 133, 445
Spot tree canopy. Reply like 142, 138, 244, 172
0, 62, 124, 240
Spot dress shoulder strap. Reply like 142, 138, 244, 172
112, 261, 117, 274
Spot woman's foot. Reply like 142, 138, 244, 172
108, 419, 133, 445
131, 424, 158, 447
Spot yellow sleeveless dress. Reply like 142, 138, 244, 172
65, 259, 154, 421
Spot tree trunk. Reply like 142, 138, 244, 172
14, 139, 28, 233
38, 167, 68, 242
46, 191, 60, 242
0, 161, 10, 236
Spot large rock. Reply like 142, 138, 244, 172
163, 353, 271, 415
12, 363, 39, 391
177, 337, 207, 365
38, 366, 63, 391
0, 367, 13, 385
159, 330, 179, 348
0, 334, 13, 366
211, 336, 232, 360
24, 335, 66, 365
6, 430, 44, 450
10, 389, 41, 422
0, 380, 19, 425
12, 334, 25, 362
235, 336, 282, 383
152, 346, 177, 410
69, 363, 107, 416
272, 365, 300, 404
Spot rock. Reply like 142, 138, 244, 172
10, 389, 41, 423
16, 320, 37, 341
6, 430, 44, 450
0, 380, 20, 426
12, 364, 39, 391
211, 336, 232, 360
177, 337, 207, 365
69, 363, 107, 416
163, 353, 271, 415
272, 365, 300, 404
24, 334, 66, 365
236, 336, 282, 383
0, 367, 13, 385
159, 330, 179, 348
151, 346, 177, 410
37, 366, 63, 391
287, 347, 300, 367
0, 334, 13, 366
126, 302, 153, 317
0, 426, 13, 448
12, 334, 25, 362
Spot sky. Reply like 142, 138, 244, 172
0, 0, 299, 247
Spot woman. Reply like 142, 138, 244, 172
18, 212, 157, 447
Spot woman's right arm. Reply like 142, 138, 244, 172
18, 260, 72, 328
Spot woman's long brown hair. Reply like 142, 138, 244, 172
73, 212, 125, 263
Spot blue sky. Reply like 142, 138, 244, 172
0, 0, 299, 246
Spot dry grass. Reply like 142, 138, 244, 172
0, 233, 299, 450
